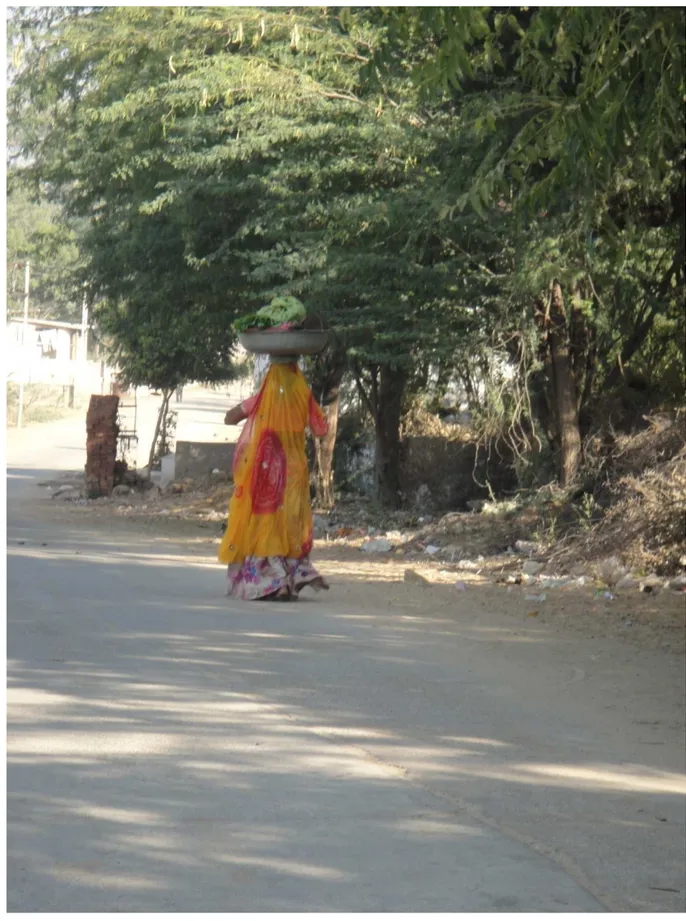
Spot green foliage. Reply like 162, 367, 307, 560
361, 6, 685, 483
7, 6, 684, 498
368, 8, 685, 219
5, 184, 84, 322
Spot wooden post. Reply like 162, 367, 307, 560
81, 290, 89, 364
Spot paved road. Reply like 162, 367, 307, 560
6, 415, 686, 911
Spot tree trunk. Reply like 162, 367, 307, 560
310, 350, 346, 509
548, 282, 581, 487
314, 389, 341, 509
374, 365, 407, 508
148, 388, 172, 474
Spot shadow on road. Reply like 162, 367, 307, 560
6, 519, 686, 912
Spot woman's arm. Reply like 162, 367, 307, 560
224, 393, 259, 425
224, 403, 248, 426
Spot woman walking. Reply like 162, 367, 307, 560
219, 358, 329, 601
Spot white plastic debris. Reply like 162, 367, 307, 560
457, 559, 480, 571
361, 538, 393, 553
385, 530, 405, 543
615, 575, 640, 590
539, 576, 573, 589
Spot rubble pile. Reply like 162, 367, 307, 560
311, 503, 686, 599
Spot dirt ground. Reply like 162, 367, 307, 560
30, 479, 686, 657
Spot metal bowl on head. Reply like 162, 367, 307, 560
238, 328, 329, 356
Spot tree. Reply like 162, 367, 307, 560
363, 6, 685, 486
5, 183, 84, 323
99, 292, 239, 471
14, 6, 679, 503
9, 6, 475, 506
8, 5, 249, 463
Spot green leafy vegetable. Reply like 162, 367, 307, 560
233, 313, 275, 333
234, 296, 307, 332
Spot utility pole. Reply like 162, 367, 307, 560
17, 259, 30, 429
81, 287, 89, 364
69, 287, 89, 409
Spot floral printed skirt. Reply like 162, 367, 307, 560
227, 555, 329, 601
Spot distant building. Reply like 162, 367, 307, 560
6, 317, 82, 364
6, 317, 112, 394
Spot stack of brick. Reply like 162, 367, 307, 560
85, 395, 120, 498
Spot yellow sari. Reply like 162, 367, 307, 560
218, 361, 329, 600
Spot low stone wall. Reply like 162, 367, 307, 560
175, 441, 236, 480
400, 436, 516, 511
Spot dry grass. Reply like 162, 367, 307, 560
400, 400, 472, 442
6, 382, 85, 426
400, 411, 686, 575
555, 413, 686, 574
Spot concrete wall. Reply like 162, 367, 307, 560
401, 436, 517, 510
175, 441, 236, 480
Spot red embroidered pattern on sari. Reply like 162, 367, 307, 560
250, 429, 286, 514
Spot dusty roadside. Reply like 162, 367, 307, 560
34, 471, 686, 657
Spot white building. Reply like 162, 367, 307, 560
6, 317, 113, 394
